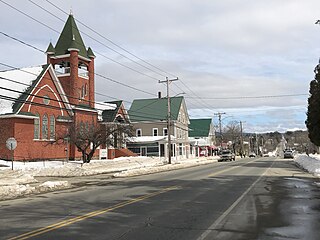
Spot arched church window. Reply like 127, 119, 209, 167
81, 86, 85, 99
85, 83, 88, 96
42, 114, 48, 140
115, 115, 125, 123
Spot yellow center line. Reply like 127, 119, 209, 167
8, 185, 180, 240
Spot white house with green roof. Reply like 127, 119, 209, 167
189, 118, 216, 157
127, 96, 190, 160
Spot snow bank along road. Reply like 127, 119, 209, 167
0, 157, 219, 201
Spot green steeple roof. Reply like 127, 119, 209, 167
46, 42, 55, 54
189, 118, 212, 137
128, 96, 184, 122
54, 14, 89, 58
87, 47, 95, 58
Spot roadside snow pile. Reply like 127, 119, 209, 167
0, 169, 38, 186
0, 157, 168, 177
0, 181, 70, 200
37, 181, 70, 192
29, 157, 168, 177
295, 154, 320, 177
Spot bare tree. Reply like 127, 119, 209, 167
55, 121, 134, 163
68, 122, 105, 163
103, 123, 135, 149
223, 121, 241, 153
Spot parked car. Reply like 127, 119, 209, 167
219, 149, 236, 162
283, 150, 294, 159
249, 152, 256, 158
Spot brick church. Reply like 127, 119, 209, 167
0, 14, 105, 161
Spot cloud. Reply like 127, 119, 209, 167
1, 0, 319, 133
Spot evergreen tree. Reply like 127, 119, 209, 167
306, 62, 320, 146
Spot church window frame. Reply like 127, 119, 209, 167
50, 115, 55, 140
34, 113, 40, 140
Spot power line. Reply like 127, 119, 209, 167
177, 80, 220, 110
0, 31, 44, 53
43, 0, 177, 79
2, 0, 304, 120
0, 68, 167, 120
185, 93, 308, 100
0, 90, 193, 132
0, 72, 195, 130
95, 73, 154, 96
26, 0, 170, 80
0, 63, 139, 116
0, 29, 156, 96
0, 0, 162, 82
0, 0, 207, 112
0, 83, 157, 121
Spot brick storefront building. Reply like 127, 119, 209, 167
0, 14, 99, 161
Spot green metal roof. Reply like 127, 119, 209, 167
102, 100, 123, 122
54, 14, 89, 58
189, 118, 212, 137
128, 96, 183, 122
87, 47, 95, 58
46, 42, 55, 54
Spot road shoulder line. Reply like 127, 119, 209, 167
196, 160, 275, 240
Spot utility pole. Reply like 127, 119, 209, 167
240, 121, 244, 157
159, 77, 178, 164
214, 112, 226, 149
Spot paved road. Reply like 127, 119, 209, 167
0, 157, 319, 240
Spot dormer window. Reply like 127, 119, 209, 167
136, 129, 142, 137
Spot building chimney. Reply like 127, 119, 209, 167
158, 91, 162, 99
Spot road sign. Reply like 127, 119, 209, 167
6, 137, 17, 150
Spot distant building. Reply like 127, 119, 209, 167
98, 100, 137, 159
188, 118, 216, 157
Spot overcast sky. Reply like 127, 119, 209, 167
1, 0, 320, 133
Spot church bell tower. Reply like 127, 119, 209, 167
45, 14, 95, 109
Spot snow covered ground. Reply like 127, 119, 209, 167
0, 154, 319, 201
0, 156, 218, 200
294, 154, 320, 177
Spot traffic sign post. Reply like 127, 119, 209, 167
6, 138, 17, 170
